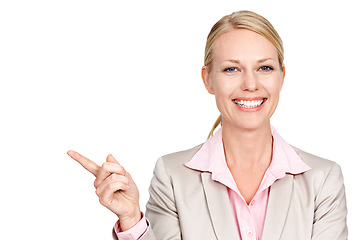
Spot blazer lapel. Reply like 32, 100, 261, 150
261, 174, 294, 240
201, 172, 241, 240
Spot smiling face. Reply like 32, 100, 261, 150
202, 29, 285, 131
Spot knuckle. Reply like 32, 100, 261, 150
95, 188, 100, 197
117, 164, 124, 172
114, 164, 125, 174
98, 197, 106, 206
119, 167, 127, 176
108, 182, 120, 191
101, 162, 109, 170
93, 179, 99, 188
122, 177, 129, 185
108, 174, 118, 181
107, 183, 115, 191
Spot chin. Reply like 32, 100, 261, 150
223, 117, 270, 132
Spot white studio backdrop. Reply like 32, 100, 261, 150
0, 0, 355, 239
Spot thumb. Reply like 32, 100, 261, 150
107, 154, 132, 180
106, 154, 120, 164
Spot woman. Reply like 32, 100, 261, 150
68, 10, 348, 239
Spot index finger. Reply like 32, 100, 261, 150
67, 150, 100, 176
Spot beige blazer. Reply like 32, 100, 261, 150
114, 145, 348, 240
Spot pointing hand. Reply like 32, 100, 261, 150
67, 150, 141, 231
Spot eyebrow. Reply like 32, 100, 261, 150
257, 58, 276, 63
224, 58, 276, 64
225, 59, 240, 64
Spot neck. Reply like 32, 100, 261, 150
222, 121, 273, 169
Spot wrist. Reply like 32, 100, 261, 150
118, 208, 142, 231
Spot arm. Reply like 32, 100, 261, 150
114, 157, 181, 240
312, 163, 348, 239
68, 151, 180, 240
145, 157, 182, 239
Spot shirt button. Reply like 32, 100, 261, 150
247, 230, 253, 237
250, 200, 255, 206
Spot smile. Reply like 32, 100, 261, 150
234, 99, 265, 109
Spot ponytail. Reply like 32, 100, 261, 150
207, 115, 222, 139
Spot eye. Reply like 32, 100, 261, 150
259, 66, 274, 72
224, 67, 238, 72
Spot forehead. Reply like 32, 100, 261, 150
212, 29, 278, 62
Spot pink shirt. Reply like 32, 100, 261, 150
115, 126, 311, 239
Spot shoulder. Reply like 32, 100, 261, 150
162, 144, 203, 161
292, 148, 347, 237
292, 147, 344, 190
293, 146, 337, 171
160, 144, 203, 166
152, 144, 203, 178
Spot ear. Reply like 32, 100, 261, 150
280, 64, 285, 91
201, 66, 214, 94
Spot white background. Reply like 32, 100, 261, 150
1, 0, 356, 239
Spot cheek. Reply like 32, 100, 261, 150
212, 76, 238, 98
263, 76, 283, 97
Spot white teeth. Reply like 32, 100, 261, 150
234, 99, 264, 108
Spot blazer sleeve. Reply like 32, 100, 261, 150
112, 157, 180, 240
143, 157, 182, 240
312, 163, 348, 239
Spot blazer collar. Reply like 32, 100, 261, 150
185, 126, 310, 239
200, 169, 295, 240
261, 174, 294, 239
201, 172, 241, 240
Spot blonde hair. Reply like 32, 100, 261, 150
205, 10, 284, 139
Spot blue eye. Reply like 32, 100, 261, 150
224, 67, 237, 72
260, 66, 274, 71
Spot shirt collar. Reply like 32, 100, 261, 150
185, 126, 311, 186
269, 126, 311, 177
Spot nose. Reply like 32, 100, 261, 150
241, 71, 258, 92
